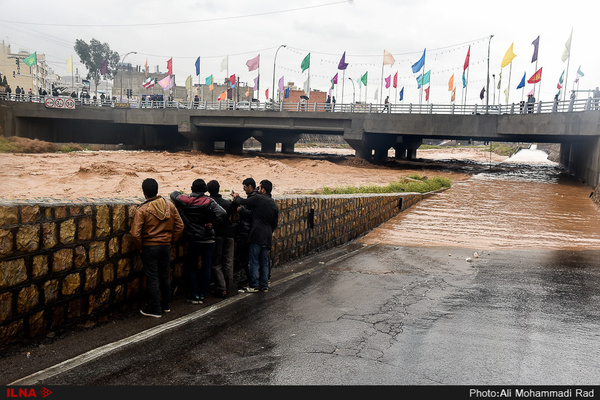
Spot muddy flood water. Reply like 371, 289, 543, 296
361, 148, 600, 250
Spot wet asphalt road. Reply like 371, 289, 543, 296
5, 242, 600, 386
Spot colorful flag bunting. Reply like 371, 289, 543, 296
531, 36, 540, 63
527, 68, 542, 84
247, 54, 260, 71
501, 43, 516, 68
383, 50, 395, 66
338, 52, 348, 70
301, 53, 310, 72
411, 49, 426, 73
23, 52, 37, 67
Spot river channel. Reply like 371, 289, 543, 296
361, 147, 600, 250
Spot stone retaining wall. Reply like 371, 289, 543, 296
0, 192, 429, 347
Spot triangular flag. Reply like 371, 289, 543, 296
385, 75, 391, 89
517, 72, 526, 89
23, 52, 37, 67
411, 49, 426, 73
531, 36, 540, 63
527, 68, 542, 84
301, 53, 311, 72
464, 46, 470, 71
205, 74, 213, 86
448, 74, 454, 91
265, 89, 269, 99
480, 86, 485, 100
399, 87, 404, 101
562, 29, 573, 62
383, 50, 395, 66
425, 87, 430, 101
338, 52, 348, 70
501, 43, 516, 68
360, 72, 368, 86
67, 56, 73, 74
195, 57, 200, 76
393, 72, 398, 88
332, 72, 338, 85
185, 75, 192, 90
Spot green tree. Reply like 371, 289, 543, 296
74, 38, 119, 98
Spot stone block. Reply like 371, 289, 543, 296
96, 205, 111, 237
17, 284, 39, 313
88, 288, 110, 314
78, 217, 93, 241
84, 268, 99, 291
112, 205, 127, 232
43, 280, 59, 303
42, 222, 57, 249
103, 263, 115, 283
108, 237, 119, 257
0, 206, 19, 227
62, 273, 81, 296
51, 304, 65, 329
0, 320, 24, 347
67, 298, 84, 320
89, 241, 106, 264
117, 258, 131, 279
55, 206, 68, 219
0, 292, 13, 323
16, 224, 39, 252
0, 229, 12, 256
21, 205, 40, 224
28, 311, 46, 338
32, 254, 49, 279
121, 234, 133, 253
74, 246, 87, 268
0, 258, 27, 289
52, 248, 74, 273
60, 219, 76, 244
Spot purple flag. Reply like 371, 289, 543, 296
100, 59, 108, 75
278, 76, 284, 93
332, 73, 338, 85
253, 76, 259, 91
385, 75, 391, 89
338, 51, 348, 70
531, 35, 540, 63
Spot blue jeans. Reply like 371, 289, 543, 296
248, 243, 270, 290
141, 245, 171, 313
186, 241, 215, 299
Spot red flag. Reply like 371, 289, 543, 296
527, 67, 542, 84
167, 58, 173, 75
425, 87, 430, 101
464, 46, 470, 71
265, 88, 269, 99
230, 74, 236, 86
393, 72, 398, 88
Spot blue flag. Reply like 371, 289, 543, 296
517, 71, 526, 89
285, 88, 290, 99
411, 49, 426, 73
462, 71, 466, 88
416, 74, 422, 89
399, 87, 404, 101
195, 57, 200, 76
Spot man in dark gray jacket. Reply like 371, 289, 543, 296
232, 180, 279, 293
171, 179, 226, 304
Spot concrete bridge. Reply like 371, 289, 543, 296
1, 97, 600, 187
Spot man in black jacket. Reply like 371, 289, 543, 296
232, 179, 279, 293
171, 179, 226, 304
234, 177, 258, 287
207, 180, 235, 298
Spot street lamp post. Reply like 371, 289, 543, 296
485, 34, 494, 111
119, 51, 137, 102
272, 45, 286, 102
348, 78, 356, 104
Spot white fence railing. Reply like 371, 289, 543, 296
1, 93, 598, 115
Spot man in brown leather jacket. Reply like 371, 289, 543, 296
130, 178, 184, 318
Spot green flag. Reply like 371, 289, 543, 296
301, 53, 310, 73
23, 52, 37, 67
422, 70, 431, 85
360, 72, 368, 86
205, 74, 213, 85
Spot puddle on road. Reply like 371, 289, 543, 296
361, 148, 600, 250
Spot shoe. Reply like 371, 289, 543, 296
218, 290, 227, 298
140, 308, 162, 318
259, 288, 269, 293
238, 286, 258, 293
187, 296, 203, 304
163, 308, 171, 313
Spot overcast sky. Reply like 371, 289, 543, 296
1, 0, 598, 105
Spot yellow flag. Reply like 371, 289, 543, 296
501, 43, 516, 68
145, 59, 148, 77
67, 56, 73, 74
185, 75, 192, 90
448, 74, 454, 91
451, 88, 456, 101
383, 50, 395, 66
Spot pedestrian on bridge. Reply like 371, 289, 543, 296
130, 178, 184, 318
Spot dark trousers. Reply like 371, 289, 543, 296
141, 245, 171, 313
186, 241, 215, 299
212, 236, 235, 293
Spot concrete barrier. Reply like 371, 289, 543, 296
0, 191, 430, 347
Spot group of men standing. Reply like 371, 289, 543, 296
129, 177, 279, 318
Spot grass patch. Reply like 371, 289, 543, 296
320, 175, 451, 195
0, 136, 84, 153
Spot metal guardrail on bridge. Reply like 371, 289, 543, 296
1, 93, 599, 115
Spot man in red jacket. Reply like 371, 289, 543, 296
130, 178, 184, 318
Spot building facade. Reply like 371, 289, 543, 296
0, 41, 53, 95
